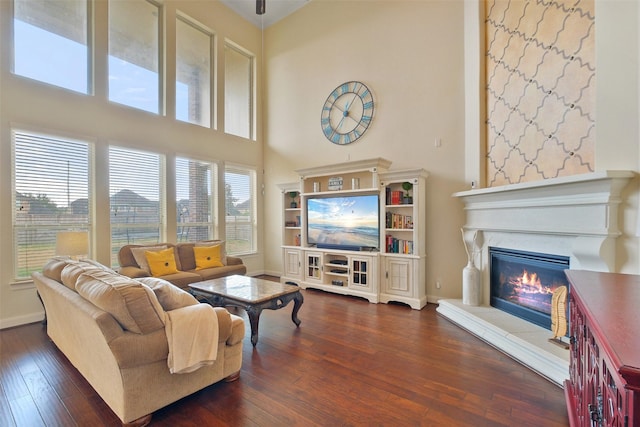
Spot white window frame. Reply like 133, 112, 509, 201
175, 13, 215, 128
12, 0, 93, 94
108, 0, 163, 114
224, 40, 255, 140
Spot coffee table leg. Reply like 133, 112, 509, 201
291, 291, 303, 327
246, 306, 262, 347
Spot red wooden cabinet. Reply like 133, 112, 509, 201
564, 270, 640, 427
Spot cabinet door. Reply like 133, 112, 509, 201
283, 248, 302, 280
383, 257, 413, 297
350, 256, 374, 292
305, 251, 323, 283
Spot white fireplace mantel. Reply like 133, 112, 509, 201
437, 170, 635, 386
455, 170, 635, 273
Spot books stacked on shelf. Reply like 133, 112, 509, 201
385, 212, 413, 229
385, 187, 405, 205
385, 235, 414, 254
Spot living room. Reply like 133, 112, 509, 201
0, 0, 639, 424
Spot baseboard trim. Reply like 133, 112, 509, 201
0, 311, 45, 330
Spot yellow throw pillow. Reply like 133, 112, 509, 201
145, 248, 179, 277
193, 245, 224, 270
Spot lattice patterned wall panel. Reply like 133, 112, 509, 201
485, 0, 595, 187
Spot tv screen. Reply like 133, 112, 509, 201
306, 194, 379, 250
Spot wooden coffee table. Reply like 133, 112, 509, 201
189, 275, 303, 347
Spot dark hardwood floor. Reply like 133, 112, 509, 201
1, 280, 569, 426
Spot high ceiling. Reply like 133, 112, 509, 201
219, 0, 310, 29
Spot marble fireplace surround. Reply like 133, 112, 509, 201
437, 171, 634, 386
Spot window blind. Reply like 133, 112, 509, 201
224, 165, 256, 255
12, 130, 91, 279
176, 157, 217, 242
109, 146, 163, 266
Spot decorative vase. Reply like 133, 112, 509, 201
462, 259, 481, 306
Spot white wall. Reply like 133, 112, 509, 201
0, 0, 264, 328
594, 0, 640, 271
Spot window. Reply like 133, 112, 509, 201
176, 157, 217, 242
109, 147, 163, 266
224, 165, 256, 255
108, 0, 160, 114
224, 41, 254, 139
13, 0, 89, 93
176, 15, 213, 127
12, 130, 91, 280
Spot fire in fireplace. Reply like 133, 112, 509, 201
489, 247, 570, 331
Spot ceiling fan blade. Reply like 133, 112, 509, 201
256, 0, 265, 15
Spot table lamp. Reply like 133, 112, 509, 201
56, 231, 89, 260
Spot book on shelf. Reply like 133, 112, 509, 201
385, 235, 414, 254
385, 212, 413, 229
385, 187, 404, 205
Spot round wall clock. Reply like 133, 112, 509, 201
321, 81, 374, 145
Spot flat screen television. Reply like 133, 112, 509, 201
306, 193, 380, 251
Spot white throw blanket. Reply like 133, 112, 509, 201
164, 303, 219, 374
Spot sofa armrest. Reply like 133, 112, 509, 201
107, 328, 169, 369
226, 256, 243, 266
212, 307, 244, 346
118, 265, 149, 279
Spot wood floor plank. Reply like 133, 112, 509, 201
0, 282, 569, 426
0, 382, 17, 427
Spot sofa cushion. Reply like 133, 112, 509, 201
130, 245, 167, 274
136, 277, 198, 311
154, 272, 202, 290
75, 269, 165, 334
188, 264, 246, 282
42, 257, 72, 283
193, 245, 224, 270
60, 260, 111, 290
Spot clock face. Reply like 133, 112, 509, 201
321, 81, 374, 145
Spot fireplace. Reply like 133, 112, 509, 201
437, 171, 634, 386
489, 247, 570, 331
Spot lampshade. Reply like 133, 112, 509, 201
56, 231, 89, 258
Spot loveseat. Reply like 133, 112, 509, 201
33, 257, 245, 426
118, 241, 246, 289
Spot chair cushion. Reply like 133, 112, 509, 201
145, 248, 180, 277
193, 245, 224, 270
75, 269, 165, 334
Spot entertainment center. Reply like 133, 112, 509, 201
279, 158, 428, 309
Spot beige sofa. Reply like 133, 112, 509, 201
33, 257, 244, 426
118, 241, 247, 289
